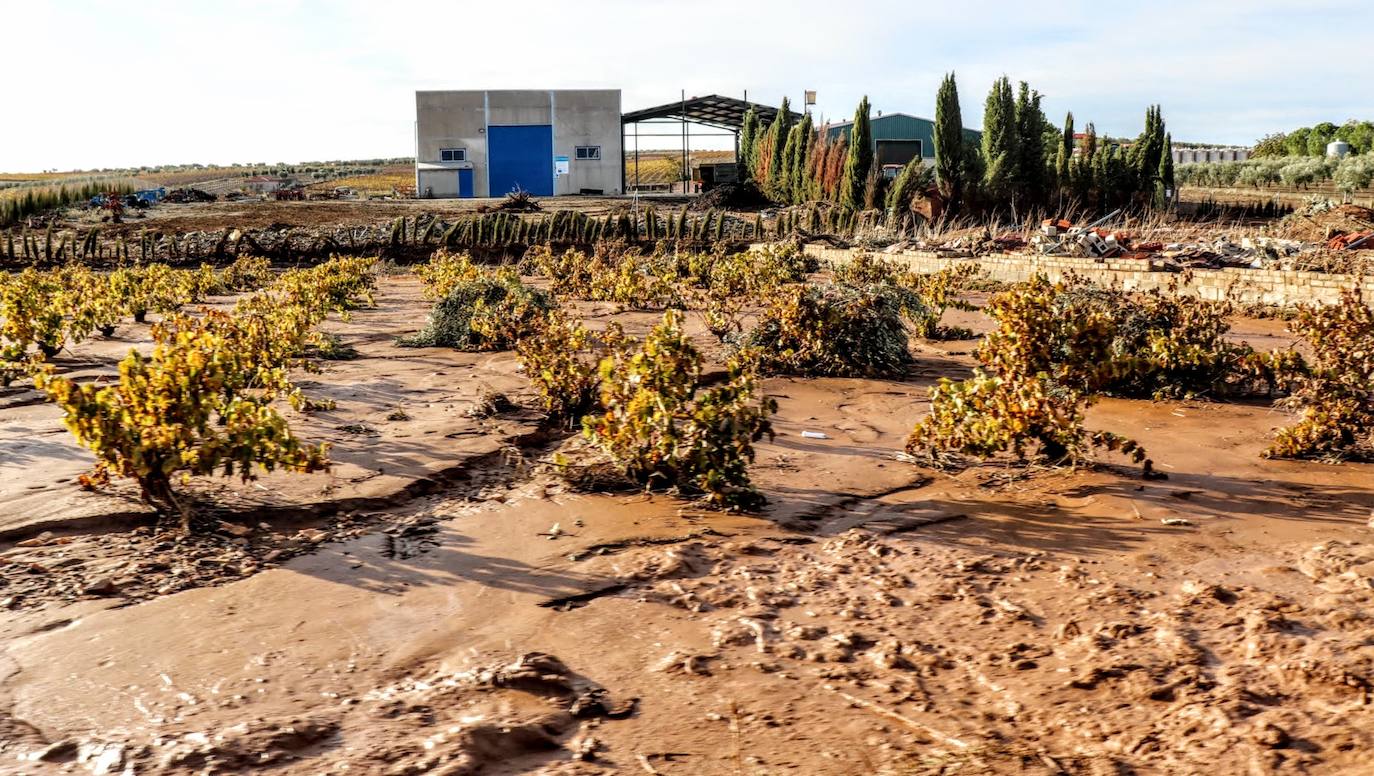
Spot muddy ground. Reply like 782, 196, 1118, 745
2, 270, 1373, 775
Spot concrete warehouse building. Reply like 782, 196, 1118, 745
414, 89, 623, 198
825, 113, 981, 176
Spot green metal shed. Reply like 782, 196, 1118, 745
826, 113, 981, 172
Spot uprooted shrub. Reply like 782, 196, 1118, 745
685, 242, 817, 296
1266, 286, 1374, 461
219, 255, 273, 292
516, 307, 622, 426
898, 263, 982, 339
740, 283, 918, 376
61, 265, 125, 341
416, 249, 485, 299
400, 268, 552, 350
0, 269, 67, 359
831, 252, 903, 286
834, 255, 981, 339
36, 316, 329, 532
906, 274, 1152, 471
587, 251, 683, 309
581, 310, 775, 509
524, 245, 599, 298
1056, 278, 1299, 400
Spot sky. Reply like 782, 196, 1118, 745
3, 0, 1369, 171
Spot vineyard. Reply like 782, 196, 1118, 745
2, 232, 1374, 774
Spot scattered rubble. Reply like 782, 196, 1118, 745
1277, 201, 1374, 242
162, 187, 218, 204
690, 180, 774, 211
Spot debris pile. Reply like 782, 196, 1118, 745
690, 180, 774, 211
480, 190, 543, 213
162, 187, 217, 204
1276, 201, 1374, 242
1328, 230, 1373, 251
1030, 209, 1129, 258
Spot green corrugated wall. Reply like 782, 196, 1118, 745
826, 114, 981, 159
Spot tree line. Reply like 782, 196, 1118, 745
1252, 121, 1374, 158
737, 74, 1174, 219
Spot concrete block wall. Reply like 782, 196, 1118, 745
799, 244, 1374, 307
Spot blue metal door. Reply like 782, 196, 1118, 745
458, 168, 474, 198
488, 124, 553, 196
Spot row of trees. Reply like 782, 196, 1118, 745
737, 76, 1175, 218
1177, 154, 1374, 194
1252, 121, 1374, 158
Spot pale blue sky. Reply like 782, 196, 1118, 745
3, 0, 1368, 171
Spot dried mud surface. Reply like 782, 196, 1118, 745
1, 276, 1372, 775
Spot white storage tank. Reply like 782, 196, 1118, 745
1327, 140, 1352, 159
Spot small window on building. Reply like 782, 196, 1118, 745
440, 148, 466, 162
575, 146, 602, 161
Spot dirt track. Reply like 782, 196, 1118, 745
1, 274, 1372, 774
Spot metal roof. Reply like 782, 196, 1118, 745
622, 94, 802, 131
825, 112, 935, 130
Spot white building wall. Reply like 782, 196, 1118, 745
415, 89, 622, 198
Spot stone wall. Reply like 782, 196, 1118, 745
799, 244, 1374, 306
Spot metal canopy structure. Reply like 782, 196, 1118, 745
622, 94, 800, 131
620, 93, 803, 193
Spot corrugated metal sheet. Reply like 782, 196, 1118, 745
825, 113, 980, 159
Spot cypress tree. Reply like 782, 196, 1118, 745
933, 72, 965, 213
739, 107, 758, 183
840, 95, 873, 211
1013, 81, 1048, 207
960, 142, 986, 209
862, 165, 886, 211
1055, 112, 1074, 197
1091, 145, 1110, 209
1105, 146, 1130, 210
789, 112, 814, 205
1075, 122, 1098, 206
886, 157, 934, 217
1158, 133, 1175, 208
779, 121, 802, 203
1131, 105, 1166, 199
766, 97, 794, 197
980, 77, 1019, 206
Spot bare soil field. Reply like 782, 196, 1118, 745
2, 260, 1373, 775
